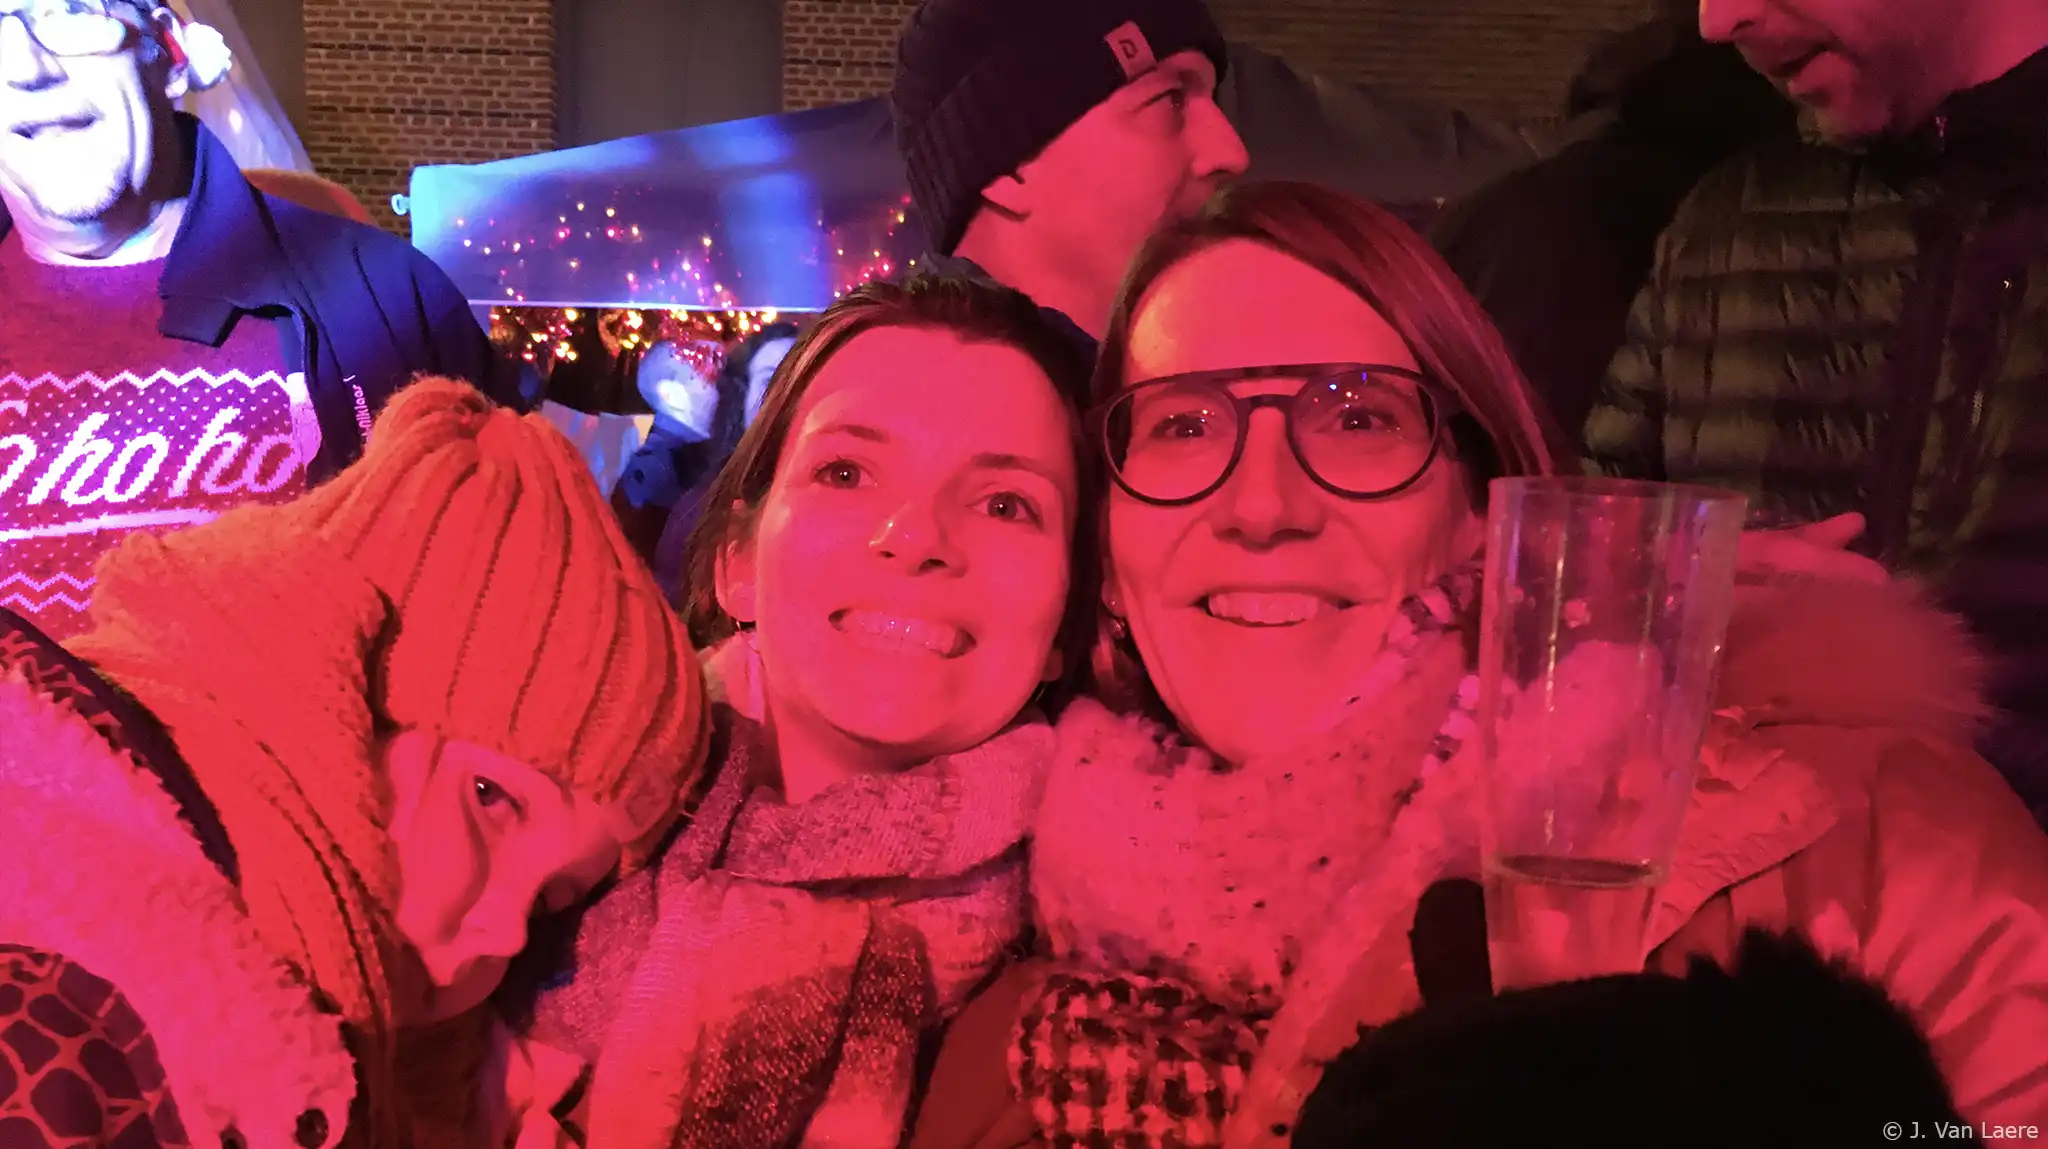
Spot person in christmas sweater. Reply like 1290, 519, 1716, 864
0, 0, 520, 641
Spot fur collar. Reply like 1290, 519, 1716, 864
0, 674, 356, 1149
1712, 577, 1986, 742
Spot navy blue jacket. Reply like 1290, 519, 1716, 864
2, 115, 527, 483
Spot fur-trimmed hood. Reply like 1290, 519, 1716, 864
1711, 577, 1986, 742
0, 674, 356, 1149
1028, 575, 2005, 1147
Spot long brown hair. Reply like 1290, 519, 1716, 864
678, 273, 1101, 710
1086, 180, 1571, 715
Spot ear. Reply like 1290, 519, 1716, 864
150, 9, 193, 101
1453, 497, 1488, 564
1100, 553, 1125, 620
981, 171, 1032, 218
713, 500, 758, 624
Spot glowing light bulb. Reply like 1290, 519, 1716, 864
606, 207, 617, 218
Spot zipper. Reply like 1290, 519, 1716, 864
1867, 197, 1967, 565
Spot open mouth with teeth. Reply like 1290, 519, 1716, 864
1199, 591, 1354, 628
13, 113, 96, 140
831, 609, 976, 658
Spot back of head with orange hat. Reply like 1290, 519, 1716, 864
64, 376, 708, 1146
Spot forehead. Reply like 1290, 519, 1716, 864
791, 324, 1073, 462
1124, 239, 1418, 382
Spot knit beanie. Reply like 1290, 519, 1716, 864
292, 378, 707, 867
891, 0, 1229, 255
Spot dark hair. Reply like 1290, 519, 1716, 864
1294, 929, 1964, 1148
678, 273, 1100, 711
704, 320, 803, 462
1085, 180, 1574, 716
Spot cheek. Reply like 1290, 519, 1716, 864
1105, 499, 1184, 610
980, 534, 1072, 647
1354, 468, 1478, 583
393, 799, 487, 946
752, 498, 867, 613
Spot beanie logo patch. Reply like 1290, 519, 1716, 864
1104, 21, 1157, 81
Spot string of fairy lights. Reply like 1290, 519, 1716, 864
468, 193, 923, 375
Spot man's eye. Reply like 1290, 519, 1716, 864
473, 777, 512, 808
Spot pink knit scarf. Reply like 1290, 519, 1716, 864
525, 678, 1051, 1149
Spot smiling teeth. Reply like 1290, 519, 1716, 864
1204, 592, 1338, 626
837, 610, 964, 656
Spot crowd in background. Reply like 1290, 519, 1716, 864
2, 0, 2046, 1145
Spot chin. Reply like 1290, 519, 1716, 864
818, 684, 1011, 762
422, 958, 507, 1023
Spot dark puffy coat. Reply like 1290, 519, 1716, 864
1585, 47, 2048, 821
1432, 16, 1794, 437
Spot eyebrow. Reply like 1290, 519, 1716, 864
811, 421, 889, 443
971, 451, 1066, 487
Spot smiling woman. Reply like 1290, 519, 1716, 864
492, 273, 1096, 1149
913, 183, 2048, 1149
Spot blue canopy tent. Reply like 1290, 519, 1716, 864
405, 45, 1543, 313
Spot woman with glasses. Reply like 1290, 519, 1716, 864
910, 182, 2048, 1149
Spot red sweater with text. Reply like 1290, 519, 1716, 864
0, 231, 310, 639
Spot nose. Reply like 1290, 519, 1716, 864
1697, 0, 1762, 43
466, 902, 532, 965
870, 500, 966, 573
1188, 97, 1249, 182
0, 15, 64, 90
1206, 410, 1325, 548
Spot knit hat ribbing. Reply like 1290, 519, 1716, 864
890, 0, 1228, 256
293, 379, 706, 866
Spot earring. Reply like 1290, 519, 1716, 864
1109, 615, 1129, 641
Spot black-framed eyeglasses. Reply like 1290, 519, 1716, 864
1096, 363, 1458, 506
1, 2, 136, 58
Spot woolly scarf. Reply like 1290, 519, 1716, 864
1014, 567, 1490, 1149
521, 641, 1050, 1149
63, 522, 431, 1148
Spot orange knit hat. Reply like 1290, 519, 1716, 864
292, 378, 707, 866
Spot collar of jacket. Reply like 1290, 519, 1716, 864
915, 251, 1103, 366
0, 114, 306, 347
1874, 44, 2048, 188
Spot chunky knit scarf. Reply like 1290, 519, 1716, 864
64, 520, 434, 1148
520, 640, 1051, 1149
1011, 566, 1488, 1149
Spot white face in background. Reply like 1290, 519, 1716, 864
743, 336, 795, 427
1698, 0, 1950, 141
637, 342, 722, 438
0, 1, 184, 230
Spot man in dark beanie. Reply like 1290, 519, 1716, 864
1294, 929, 1972, 1149
890, 0, 1248, 355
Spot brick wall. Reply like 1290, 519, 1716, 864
301, 0, 557, 233
785, 0, 1661, 124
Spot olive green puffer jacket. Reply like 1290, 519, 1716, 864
1584, 46, 2048, 821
